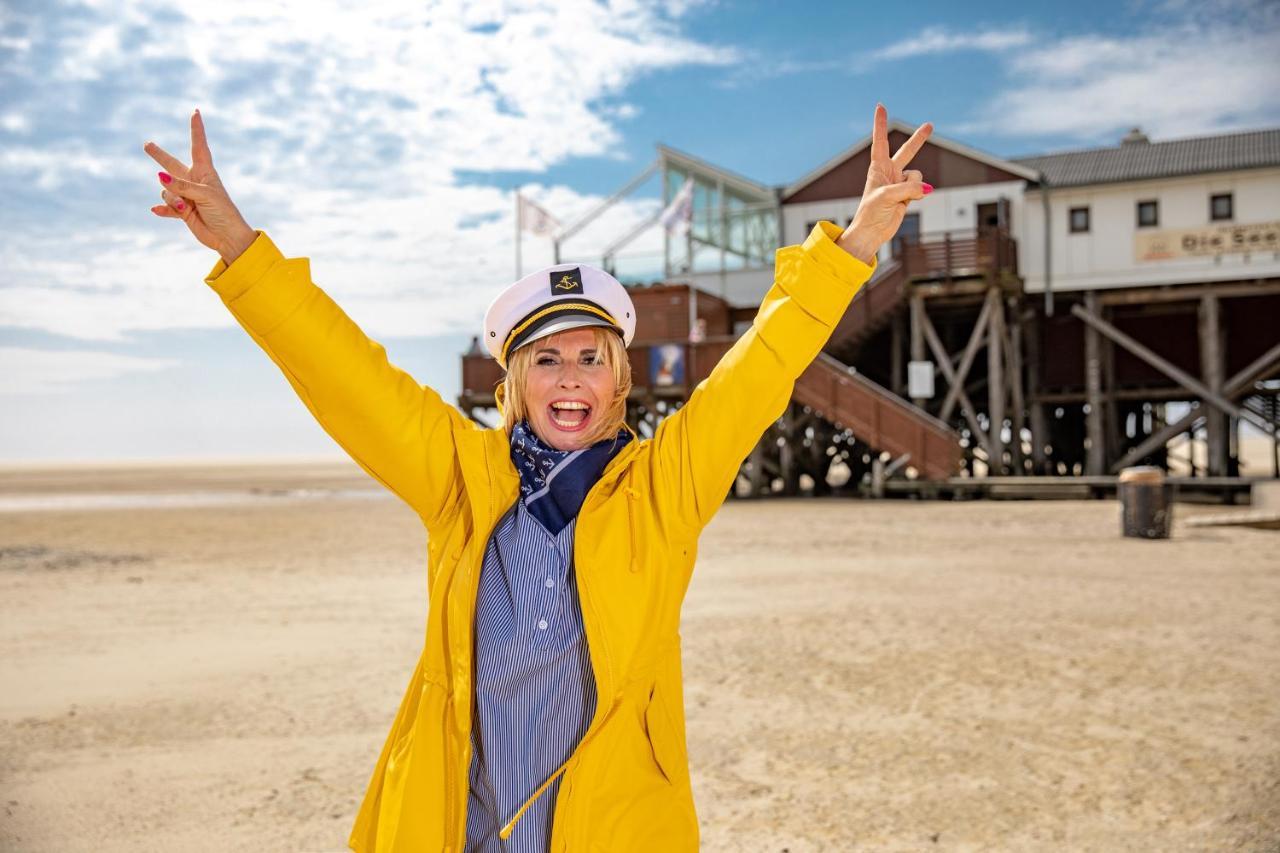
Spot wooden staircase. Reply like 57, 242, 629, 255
826, 259, 909, 360
796, 353, 962, 480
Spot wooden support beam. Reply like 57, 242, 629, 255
1109, 339, 1280, 471
1198, 294, 1228, 477
1098, 278, 1280, 305
988, 287, 1007, 475
940, 290, 994, 422
1082, 292, 1107, 476
909, 293, 926, 407
918, 307, 994, 458
1023, 307, 1050, 474
1007, 303, 1028, 473
1070, 302, 1274, 434
1101, 310, 1123, 470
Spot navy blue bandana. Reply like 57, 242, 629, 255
509, 420, 632, 535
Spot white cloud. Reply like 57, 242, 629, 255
872, 7, 1280, 142
975, 13, 1280, 140
0, 347, 181, 394
0, 0, 734, 343
869, 26, 1032, 61
0, 113, 30, 133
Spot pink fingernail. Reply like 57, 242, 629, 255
174, 200, 185, 211
922, 182, 934, 194
158, 171, 172, 184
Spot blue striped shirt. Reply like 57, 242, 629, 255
464, 498, 596, 851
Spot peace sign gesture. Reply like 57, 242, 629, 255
143, 110, 257, 265
836, 104, 933, 264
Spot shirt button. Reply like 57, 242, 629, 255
537, 619, 549, 631
545, 578, 556, 589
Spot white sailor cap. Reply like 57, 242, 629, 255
483, 263, 636, 368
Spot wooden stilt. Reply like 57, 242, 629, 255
987, 287, 1006, 475
1008, 303, 1028, 474
1102, 307, 1122, 471
940, 291, 993, 422
1025, 307, 1050, 474
1083, 292, 1106, 476
909, 292, 926, 407
918, 308, 994, 459
1107, 340, 1280, 472
1198, 294, 1228, 477
1071, 304, 1272, 434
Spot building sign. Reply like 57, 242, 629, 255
907, 360, 935, 399
1135, 221, 1280, 261
650, 344, 685, 387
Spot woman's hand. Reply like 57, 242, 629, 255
143, 110, 257, 265
837, 104, 933, 265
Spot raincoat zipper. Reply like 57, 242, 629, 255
489, 428, 639, 843
498, 700, 620, 840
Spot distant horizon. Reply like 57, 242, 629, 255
3, 435, 1275, 473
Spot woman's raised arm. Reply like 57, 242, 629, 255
649, 104, 932, 533
144, 110, 471, 530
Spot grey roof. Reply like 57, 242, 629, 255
1011, 127, 1280, 187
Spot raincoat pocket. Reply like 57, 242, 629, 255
379, 724, 416, 834
643, 684, 684, 787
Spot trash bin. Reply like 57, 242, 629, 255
1118, 466, 1172, 539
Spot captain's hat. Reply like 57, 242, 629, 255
483, 263, 636, 369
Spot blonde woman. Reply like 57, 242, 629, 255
144, 103, 931, 852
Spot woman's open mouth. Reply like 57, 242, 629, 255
549, 401, 592, 432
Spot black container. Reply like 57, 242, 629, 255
1118, 466, 1172, 539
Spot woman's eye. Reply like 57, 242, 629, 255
536, 357, 556, 366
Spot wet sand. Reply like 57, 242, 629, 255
1, 461, 1277, 851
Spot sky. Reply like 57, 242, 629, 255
2, 0, 1278, 462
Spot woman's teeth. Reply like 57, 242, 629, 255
550, 403, 590, 428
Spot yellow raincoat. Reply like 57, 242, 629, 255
204, 221, 874, 851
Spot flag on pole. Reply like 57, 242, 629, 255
517, 193, 561, 237
659, 177, 695, 236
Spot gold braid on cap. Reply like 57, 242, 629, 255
501, 301, 619, 365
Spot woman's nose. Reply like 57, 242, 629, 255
557, 362, 584, 387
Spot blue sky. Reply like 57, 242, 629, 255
3, 0, 1278, 462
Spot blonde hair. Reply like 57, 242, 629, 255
496, 326, 632, 447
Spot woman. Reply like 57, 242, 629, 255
143, 103, 931, 852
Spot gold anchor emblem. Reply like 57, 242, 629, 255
554, 274, 577, 291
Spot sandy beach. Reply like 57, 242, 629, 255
1, 460, 1277, 852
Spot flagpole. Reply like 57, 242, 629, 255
515, 188, 522, 280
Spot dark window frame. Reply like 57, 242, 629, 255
1210, 193, 1233, 222
1136, 199, 1159, 228
1069, 206, 1090, 234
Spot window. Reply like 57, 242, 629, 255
1137, 200, 1159, 228
1069, 206, 1090, 233
891, 213, 921, 258
1210, 193, 1233, 221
